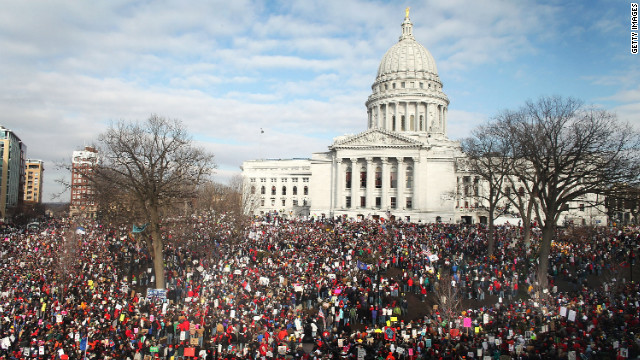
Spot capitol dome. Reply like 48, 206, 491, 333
366, 10, 449, 138
376, 14, 438, 80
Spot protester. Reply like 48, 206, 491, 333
0, 215, 638, 359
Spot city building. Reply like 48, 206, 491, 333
242, 12, 608, 225
70, 146, 98, 217
24, 159, 44, 204
241, 158, 313, 217
0, 126, 26, 221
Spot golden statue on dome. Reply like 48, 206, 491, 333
405, 7, 410, 18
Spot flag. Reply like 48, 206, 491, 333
357, 260, 370, 271
79, 338, 87, 351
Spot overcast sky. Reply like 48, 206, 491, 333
1, 0, 638, 202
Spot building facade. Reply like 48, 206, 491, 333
242, 13, 608, 225
24, 159, 44, 204
0, 126, 26, 220
70, 146, 98, 217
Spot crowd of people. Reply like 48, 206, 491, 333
0, 213, 638, 359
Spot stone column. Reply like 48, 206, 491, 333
381, 157, 389, 210
412, 156, 420, 210
366, 157, 374, 209
397, 157, 405, 210
404, 102, 409, 131
393, 102, 398, 131
350, 158, 358, 209
427, 103, 433, 132
336, 158, 344, 209
419, 102, 425, 131
382, 103, 387, 130
443, 106, 447, 134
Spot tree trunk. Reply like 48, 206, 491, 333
522, 221, 532, 248
537, 222, 554, 290
487, 204, 495, 256
149, 204, 166, 290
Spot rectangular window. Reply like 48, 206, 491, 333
376, 197, 381, 208
360, 196, 366, 208
303, 177, 309, 183
346, 196, 351, 208
271, 178, 277, 182
282, 199, 286, 206
391, 197, 397, 209
579, 204, 585, 212
293, 200, 298, 206
360, 171, 367, 188
406, 198, 412, 209
292, 178, 298, 182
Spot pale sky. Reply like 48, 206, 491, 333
1, 0, 638, 202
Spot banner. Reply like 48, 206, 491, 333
132, 224, 149, 233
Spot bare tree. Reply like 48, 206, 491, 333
461, 124, 512, 255
236, 174, 261, 216
502, 162, 538, 248
94, 115, 216, 289
493, 96, 640, 289
434, 272, 464, 330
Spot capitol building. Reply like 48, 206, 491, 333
241, 13, 606, 225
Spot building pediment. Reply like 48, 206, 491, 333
330, 129, 423, 150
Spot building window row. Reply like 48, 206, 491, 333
345, 165, 412, 189
344, 196, 412, 209
261, 186, 308, 198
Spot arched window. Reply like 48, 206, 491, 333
282, 186, 286, 195
261, 186, 266, 195
345, 166, 352, 189
390, 166, 397, 188
419, 115, 424, 131
271, 186, 276, 196
401, 115, 406, 131
293, 186, 297, 195
360, 166, 367, 188
375, 166, 382, 188
518, 187, 525, 196
251, 186, 256, 194
303, 186, 308, 195
406, 166, 413, 188
410, 115, 415, 131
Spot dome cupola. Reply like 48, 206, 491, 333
366, 9, 449, 139
376, 11, 438, 79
